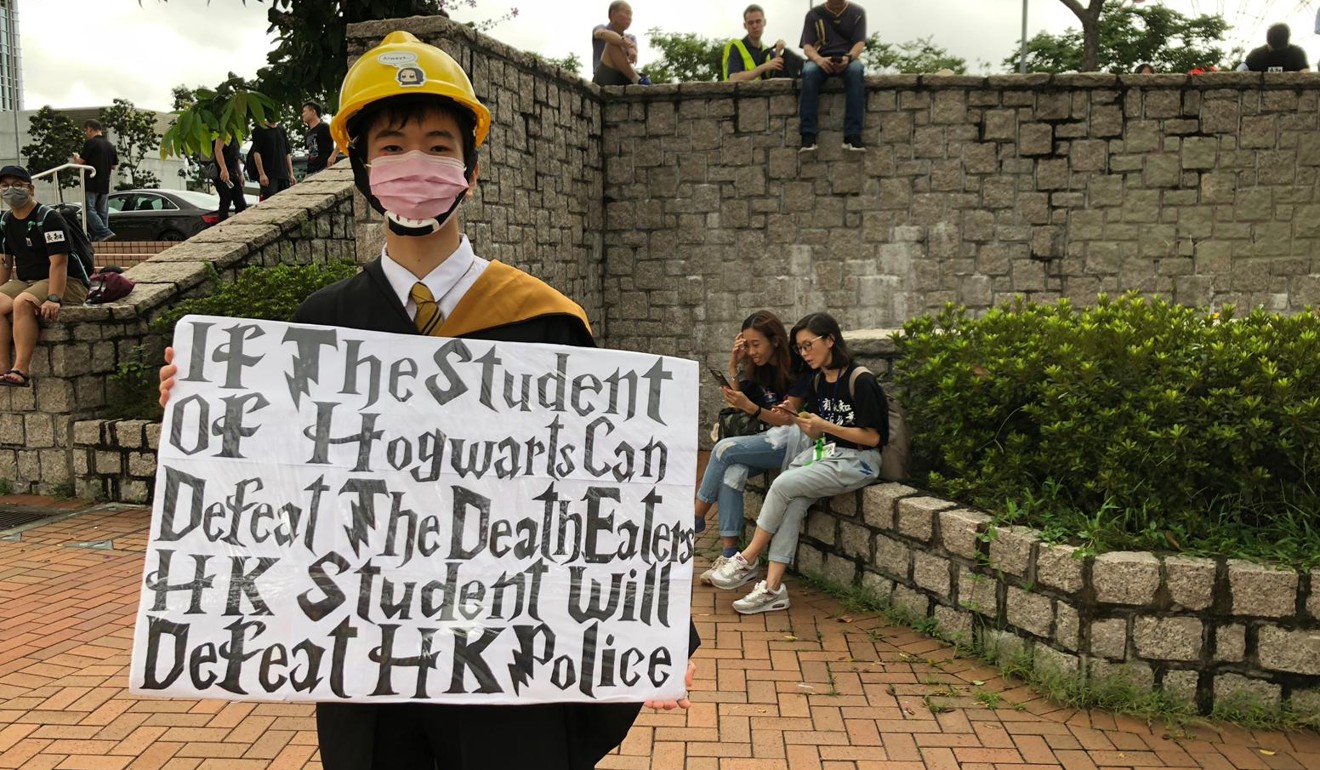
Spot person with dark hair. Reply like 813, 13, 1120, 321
1245, 23, 1309, 72
592, 1, 648, 86
251, 117, 295, 199
694, 311, 811, 578
0, 165, 90, 387
798, 0, 868, 152
71, 119, 118, 241
709, 312, 888, 614
159, 30, 698, 770
1134, 63, 1155, 74
301, 100, 339, 174
211, 133, 247, 221
723, 5, 787, 81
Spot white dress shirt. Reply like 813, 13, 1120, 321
378, 235, 490, 322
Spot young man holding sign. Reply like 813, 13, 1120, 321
160, 31, 696, 770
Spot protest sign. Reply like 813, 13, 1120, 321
130, 316, 698, 704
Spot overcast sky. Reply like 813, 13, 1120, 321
22, 0, 1320, 113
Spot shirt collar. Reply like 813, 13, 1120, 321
379, 235, 477, 310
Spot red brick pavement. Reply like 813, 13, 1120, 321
2, 501, 1317, 770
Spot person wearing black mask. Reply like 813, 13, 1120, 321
0, 165, 90, 387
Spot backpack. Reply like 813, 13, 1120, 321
86, 271, 136, 304
812, 365, 911, 481
0, 203, 95, 284
244, 145, 259, 181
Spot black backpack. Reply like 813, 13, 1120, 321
0, 204, 94, 284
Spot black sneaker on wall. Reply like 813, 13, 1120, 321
799, 134, 818, 152
843, 135, 866, 152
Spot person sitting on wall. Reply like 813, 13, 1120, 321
1244, 23, 1310, 72
708, 312, 888, 614
0, 165, 90, 387
798, 0, 869, 153
592, 1, 651, 86
724, 4, 796, 82
694, 311, 810, 580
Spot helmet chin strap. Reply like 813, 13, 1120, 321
383, 196, 464, 237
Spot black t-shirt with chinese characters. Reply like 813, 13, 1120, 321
305, 121, 333, 172
1244, 44, 1309, 72
2, 206, 74, 283
80, 135, 119, 194
800, 2, 866, 59
808, 363, 888, 450
739, 367, 811, 410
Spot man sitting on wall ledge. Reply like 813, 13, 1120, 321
0, 165, 90, 387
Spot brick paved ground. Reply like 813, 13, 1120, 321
2, 499, 1318, 770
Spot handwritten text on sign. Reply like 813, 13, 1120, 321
129, 316, 698, 704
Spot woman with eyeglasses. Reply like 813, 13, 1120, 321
708, 312, 888, 614
695, 310, 811, 583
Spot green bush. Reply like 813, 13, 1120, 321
107, 260, 361, 420
896, 293, 1320, 567
150, 260, 362, 338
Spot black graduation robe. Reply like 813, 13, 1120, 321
294, 257, 700, 770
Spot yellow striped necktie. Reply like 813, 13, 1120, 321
411, 281, 443, 336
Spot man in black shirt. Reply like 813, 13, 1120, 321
0, 166, 89, 387
71, 119, 118, 241
1244, 23, 1310, 72
798, 1, 868, 153
251, 118, 295, 199
301, 101, 338, 175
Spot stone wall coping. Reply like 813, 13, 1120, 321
56, 173, 356, 325
843, 328, 902, 357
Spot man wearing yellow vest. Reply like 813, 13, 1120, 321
723, 5, 786, 82
160, 30, 697, 770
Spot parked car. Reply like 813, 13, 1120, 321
103, 189, 227, 241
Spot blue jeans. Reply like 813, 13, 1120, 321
799, 60, 866, 138
697, 433, 790, 537
85, 191, 112, 238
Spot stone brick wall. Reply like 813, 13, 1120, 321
600, 72, 1320, 367
346, 17, 606, 332
745, 482, 1320, 717
0, 172, 359, 497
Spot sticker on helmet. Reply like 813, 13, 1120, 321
396, 66, 426, 87
377, 51, 418, 67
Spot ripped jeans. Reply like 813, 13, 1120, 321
696, 432, 792, 537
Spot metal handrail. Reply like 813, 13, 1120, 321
30, 163, 97, 236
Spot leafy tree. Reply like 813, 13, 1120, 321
153, 1, 517, 112
159, 73, 278, 161
544, 53, 583, 76
863, 35, 967, 75
22, 107, 84, 189
1009, 4, 1233, 74
98, 99, 161, 190
646, 28, 724, 84
1055, 0, 1107, 72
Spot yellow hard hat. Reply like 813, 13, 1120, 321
332, 30, 492, 154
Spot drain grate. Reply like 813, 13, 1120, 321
0, 510, 60, 533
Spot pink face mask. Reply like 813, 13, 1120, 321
367, 151, 470, 229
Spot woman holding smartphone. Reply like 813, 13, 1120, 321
695, 310, 809, 583
708, 312, 887, 614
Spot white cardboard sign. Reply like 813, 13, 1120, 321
129, 316, 697, 704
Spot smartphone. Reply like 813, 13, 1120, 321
217, 177, 232, 189
708, 367, 731, 388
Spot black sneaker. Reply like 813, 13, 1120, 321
799, 134, 818, 152
843, 135, 866, 152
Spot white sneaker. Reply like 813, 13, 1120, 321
733, 580, 790, 614
708, 553, 758, 590
700, 555, 730, 585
